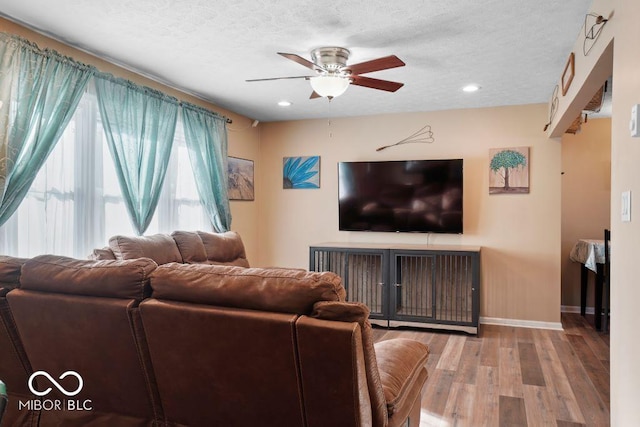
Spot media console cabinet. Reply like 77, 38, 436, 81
309, 243, 481, 335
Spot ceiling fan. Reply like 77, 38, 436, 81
246, 46, 405, 99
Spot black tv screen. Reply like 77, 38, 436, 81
338, 159, 463, 233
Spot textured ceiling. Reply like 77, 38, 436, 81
0, 0, 592, 122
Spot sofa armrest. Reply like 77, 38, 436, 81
374, 338, 429, 420
88, 246, 117, 260
0, 255, 29, 290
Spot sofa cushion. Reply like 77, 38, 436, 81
109, 233, 183, 265
170, 230, 207, 263
0, 255, 28, 290
139, 300, 306, 427
20, 255, 158, 300
197, 231, 250, 267
149, 263, 345, 314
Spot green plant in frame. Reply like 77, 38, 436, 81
489, 147, 529, 194
283, 156, 320, 189
490, 149, 527, 190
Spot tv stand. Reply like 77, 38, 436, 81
309, 242, 481, 335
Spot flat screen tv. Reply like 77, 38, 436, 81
338, 159, 463, 233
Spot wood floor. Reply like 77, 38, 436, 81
372, 313, 610, 427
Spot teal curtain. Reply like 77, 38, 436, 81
95, 75, 178, 235
181, 102, 231, 232
0, 33, 96, 226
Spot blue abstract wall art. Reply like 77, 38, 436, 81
283, 156, 320, 189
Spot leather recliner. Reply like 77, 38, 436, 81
0, 256, 38, 426
6, 255, 162, 426
1, 252, 429, 426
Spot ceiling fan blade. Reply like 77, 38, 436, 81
246, 76, 312, 82
345, 55, 405, 75
278, 52, 324, 72
310, 91, 321, 99
351, 75, 404, 92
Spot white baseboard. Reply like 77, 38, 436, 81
476, 307, 596, 331
561, 305, 595, 315
480, 316, 564, 331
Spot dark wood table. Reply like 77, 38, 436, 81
570, 239, 606, 330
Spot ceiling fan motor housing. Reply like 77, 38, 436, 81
311, 47, 351, 73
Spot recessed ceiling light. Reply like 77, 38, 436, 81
278, 100, 292, 107
462, 84, 480, 93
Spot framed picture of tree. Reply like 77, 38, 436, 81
489, 147, 530, 194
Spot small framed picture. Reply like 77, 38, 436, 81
228, 156, 254, 201
561, 52, 575, 96
283, 156, 320, 189
489, 147, 530, 194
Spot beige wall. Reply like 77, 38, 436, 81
548, 0, 614, 139
611, 0, 640, 423
226, 121, 261, 266
561, 118, 611, 308
0, 18, 262, 264
549, 0, 640, 421
259, 105, 562, 324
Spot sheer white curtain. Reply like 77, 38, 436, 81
156, 128, 213, 232
0, 84, 211, 258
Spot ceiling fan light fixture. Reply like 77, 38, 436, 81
310, 75, 350, 98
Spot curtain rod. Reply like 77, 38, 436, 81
2, 32, 235, 125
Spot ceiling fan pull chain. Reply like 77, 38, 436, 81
327, 100, 333, 139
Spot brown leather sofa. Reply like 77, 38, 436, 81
0, 240, 429, 426
91, 230, 250, 267
0, 256, 38, 427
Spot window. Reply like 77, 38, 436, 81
0, 85, 210, 258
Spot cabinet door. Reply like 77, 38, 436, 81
309, 248, 387, 320
390, 250, 478, 327
432, 252, 477, 326
389, 251, 437, 323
